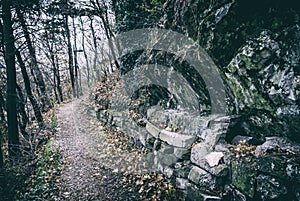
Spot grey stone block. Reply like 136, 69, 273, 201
174, 147, 190, 159
146, 122, 161, 138
191, 142, 210, 165
157, 152, 178, 166
159, 142, 174, 154
255, 137, 300, 157
160, 129, 195, 148
188, 166, 215, 187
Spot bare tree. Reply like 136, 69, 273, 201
72, 17, 80, 97
79, 17, 91, 86
15, 48, 44, 127
89, 16, 100, 82
64, 14, 76, 98
16, 9, 51, 111
2, 0, 20, 158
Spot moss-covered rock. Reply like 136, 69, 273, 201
257, 154, 300, 184
232, 158, 256, 198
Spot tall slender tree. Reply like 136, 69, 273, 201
16, 84, 29, 138
72, 17, 80, 97
16, 9, 50, 111
64, 14, 76, 97
89, 16, 100, 82
0, 93, 5, 169
15, 48, 44, 127
79, 17, 91, 86
2, 0, 20, 158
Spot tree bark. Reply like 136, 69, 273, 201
79, 17, 91, 87
52, 53, 60, 103
16, 84, 29, 138
89, 17, 100, 82
65, 15, 76, 98
72, 18, 80, 98
2, 0, 20, 158
0, 143, 3, 169
55, 55, 64, 102
16, 9, 50, 111
15, 49, 44, 127
0, 93, 5, 169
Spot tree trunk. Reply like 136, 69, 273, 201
0, 17, 5, 169
2, 0, 20, 158
15, 49, 44, 127
16, 9, 50, 111
55, 55, 64, 102
0, 144, 3, 169
72, 18, 80, 98
65, 15, 76, 98
0, 93, 5, 169
48, 44, 60, 104
89, 17, 100, 82
16, 84, 29, 138
100, 9, 120, 72
52, 55, 60, 103
53, 70, 59, 103
79, 17, 90, 87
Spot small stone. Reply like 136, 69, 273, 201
210, 164, 228, 177
159, 142, 174, 154
231, 135, 253, 145
164, 167, 174, 178
224, 185, 247, 201
157, 152, 178, 166
176, 178, 189, 189
201, 194, 222, 201
205, 152, 224, 167
174, 162, 183, 169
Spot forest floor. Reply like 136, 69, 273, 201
51, 95, 184, 201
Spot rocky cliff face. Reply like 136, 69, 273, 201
107, 0, 300, 200
112, 0, 300, 142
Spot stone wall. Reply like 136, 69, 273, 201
95, 92, 300, 200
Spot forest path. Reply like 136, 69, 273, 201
51, 95, 149, 201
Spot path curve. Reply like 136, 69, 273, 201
52, 97, 150, 201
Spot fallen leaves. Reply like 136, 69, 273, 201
17, 141, 62, 201
120, 172, 184, 201
229, 141, 256, 158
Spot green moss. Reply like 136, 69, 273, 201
232, 158, 257, 198
139, 0, 162, 14
225, 72, 273, 112
51, 115, 57, 128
